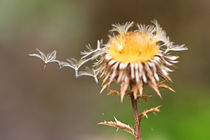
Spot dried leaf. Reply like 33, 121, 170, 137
98, 117, 136, 137
138, 106, 161, 120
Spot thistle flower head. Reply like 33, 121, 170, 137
98, 20, 187, 101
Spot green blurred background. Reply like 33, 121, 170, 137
0, 0, 209, 139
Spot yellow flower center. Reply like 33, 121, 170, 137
107, 32, 159, 63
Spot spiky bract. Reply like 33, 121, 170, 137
98, 20, 187, 101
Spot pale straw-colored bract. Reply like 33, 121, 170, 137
29, 20, 187, 101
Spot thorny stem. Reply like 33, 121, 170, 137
130, 94, 142, 140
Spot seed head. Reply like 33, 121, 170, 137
98, 20, 187, 101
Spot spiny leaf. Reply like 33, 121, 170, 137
138, 106, 161, 120
98, 117, 136, 137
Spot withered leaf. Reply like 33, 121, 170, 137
98, 117, 136, 137
138, 106, 161, 120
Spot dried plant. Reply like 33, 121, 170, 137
98, 117, 136, 137
29, 20, 187, 140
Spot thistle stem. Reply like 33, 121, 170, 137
130, 94, 142, 140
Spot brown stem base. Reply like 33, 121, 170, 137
130, 94, 142, 140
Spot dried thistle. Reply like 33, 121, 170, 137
98, 117, 136, 137
30, 20, 187, 140
100, 20, 187, 101
138, 106, 161, 120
